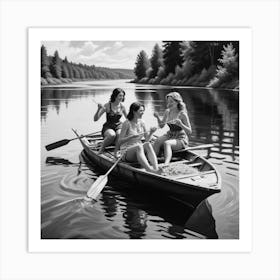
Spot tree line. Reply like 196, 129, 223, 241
41, 45, 134, 85
134, 41, 239, 89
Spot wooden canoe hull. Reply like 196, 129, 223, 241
78, 135, 221, 208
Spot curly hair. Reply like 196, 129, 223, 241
166, 91, 186, 111
110, 88, 125, 102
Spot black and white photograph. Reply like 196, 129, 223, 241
1, 0, 280, 279
40, 39, 239, 240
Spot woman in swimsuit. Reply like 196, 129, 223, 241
153, 91, 192, 165
94, 88, 127, 154
118, 102, 159, 173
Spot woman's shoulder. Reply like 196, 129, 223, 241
103, 102, 112, 111
123, 119, 130, 126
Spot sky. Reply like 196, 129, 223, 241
42, 41, 162, 70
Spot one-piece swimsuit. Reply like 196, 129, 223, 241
101, 102, 123, 136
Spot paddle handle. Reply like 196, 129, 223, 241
187, 144, 214, 150
104, 155, 124, 177
69, 130, 100, 141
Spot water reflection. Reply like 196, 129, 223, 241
41, 80, 239, 239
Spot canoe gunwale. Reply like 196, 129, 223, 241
80, 135, 221, 194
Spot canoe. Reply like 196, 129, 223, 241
76, 132, 221, 209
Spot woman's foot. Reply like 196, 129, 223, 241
149, 167, 163, 175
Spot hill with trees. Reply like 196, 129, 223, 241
41, 45, 135, 86
133, 41, 239, 90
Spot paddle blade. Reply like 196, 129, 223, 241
45, 139, 70, 151
86, 175, 108, 200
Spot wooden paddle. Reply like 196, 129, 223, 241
86, 144, 214, 200
45, 131, 101, 151
86, 154, 124, 200
185, 144, 214, 151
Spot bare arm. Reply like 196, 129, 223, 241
143, 122, 157, 142
121, 104, 128, 119
154, 110, 168, 128
93, 103, 107, 122
174, 112, 192, 135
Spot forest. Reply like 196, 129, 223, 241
41, 45, 134, 86
133, 41, 239, 89
41, 41, 239, 90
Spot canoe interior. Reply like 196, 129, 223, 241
79, 134, 221, 208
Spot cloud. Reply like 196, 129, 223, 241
113, 41, 124, 48
42, 40, 161, 69
69, 41, 87, 48
78, 42, 99, 57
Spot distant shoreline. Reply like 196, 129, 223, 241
41, 78, 239, 92
41, 78, 133, 88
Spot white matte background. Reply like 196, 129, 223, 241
0, 0, 279, 280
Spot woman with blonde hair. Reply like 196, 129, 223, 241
153, 91, 192, 165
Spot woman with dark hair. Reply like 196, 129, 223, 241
153, 91, 192, 164
94, 88, 127, 154
118, 102, 159, 173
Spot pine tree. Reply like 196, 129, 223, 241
61, 63, 69, 78
162, 41, 183, 76
149, 44, 163, 78
208, 43, 239, 88
218, 43, 239, 77
41, 45, 51, 78
50, 50, 62, 79
134, 50, 150, 80
73, 67, 80, 79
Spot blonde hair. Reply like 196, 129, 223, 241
166, 92, 186, 111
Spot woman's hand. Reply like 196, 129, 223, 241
153, 112, 160, 118
97, 103, 104, 110
173, 118, 183, 127
150, 127, 157, 134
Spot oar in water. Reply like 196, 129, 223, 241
45, 131, 101, 151
86, 154, 124, 200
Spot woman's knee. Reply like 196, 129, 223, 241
104, 130, 116, 140
163, 141, 171, 150
135, 143, 144, 154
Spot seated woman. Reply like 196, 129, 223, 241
153, 91, 192, 165
117, 102, 159, 173
94, 88, 127, 154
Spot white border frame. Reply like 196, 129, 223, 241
28, 27, 252, 253
1, 0, 280, 279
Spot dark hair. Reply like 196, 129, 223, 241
110, 88, 125, 102
127, 102, 145, 121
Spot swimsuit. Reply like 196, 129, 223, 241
120, 120, 145, 157
164, 111, 189, 147
101, 102, 123, 136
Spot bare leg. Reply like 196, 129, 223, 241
113, 129, 121, 157
143, 142, 158, 170
125, 144, 154, 172
153, 134, 168, 156
163, 139, 184, 164
99, 129, 116, 154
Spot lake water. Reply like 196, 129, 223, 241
41, 79, 239, 239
